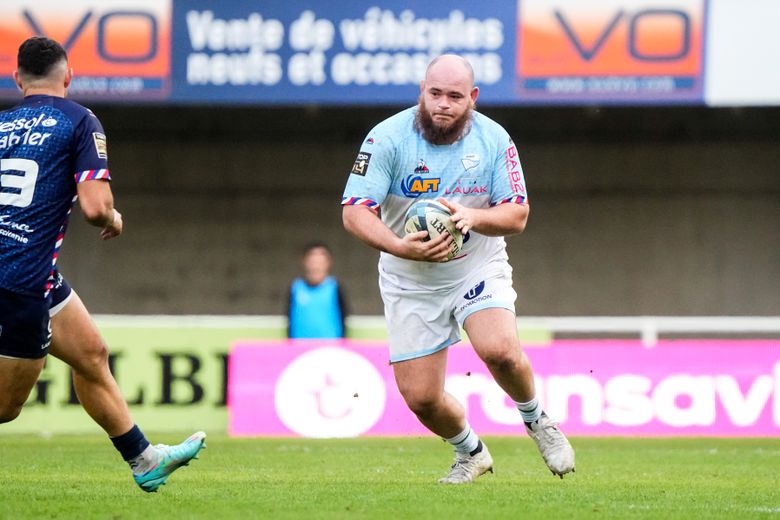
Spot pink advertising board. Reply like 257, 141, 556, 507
228, 339, 780, 437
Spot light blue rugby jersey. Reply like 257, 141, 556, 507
342, 106, 528, 289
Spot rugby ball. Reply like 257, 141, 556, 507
403, 200, 463, 260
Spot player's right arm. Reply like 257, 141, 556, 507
341, 122, 454, 262
342, 204, 453, 262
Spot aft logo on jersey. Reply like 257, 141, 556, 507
401, 175, 440, 198
351, 152, 371, 176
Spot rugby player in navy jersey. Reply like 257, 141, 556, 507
0, 37, 205, 492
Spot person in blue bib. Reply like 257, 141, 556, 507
287, 242, 348, 339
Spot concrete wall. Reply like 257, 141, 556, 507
56, 106, 780, 316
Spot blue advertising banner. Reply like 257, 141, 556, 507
0, 0, 716, 106
170, 1, 516, 105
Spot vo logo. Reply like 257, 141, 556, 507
555, 8, 692, 62
13, 2, 171, 76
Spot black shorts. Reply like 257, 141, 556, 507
0, 287, 51, 359
49, 270, 73, 316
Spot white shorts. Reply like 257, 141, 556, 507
379, 261, 516, 363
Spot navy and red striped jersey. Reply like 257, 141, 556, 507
0, 94, 110, 297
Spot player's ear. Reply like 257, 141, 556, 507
419, 79, 425, 93
12, 70, 22, 91
64, 67, 73, 88
470, 86, 479, 104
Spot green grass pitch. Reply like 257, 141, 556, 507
1, 435, 778, 519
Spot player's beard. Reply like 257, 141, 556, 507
415, 96, 474, 145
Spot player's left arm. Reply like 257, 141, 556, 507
77, 180, 122, 240
439, 198, 528, 237
441, 132, 530, 236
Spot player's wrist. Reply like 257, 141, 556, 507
106, 208, 117, 227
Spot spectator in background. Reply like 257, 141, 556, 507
287, 241, 348, 339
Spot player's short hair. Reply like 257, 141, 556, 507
17, 36, 68, 78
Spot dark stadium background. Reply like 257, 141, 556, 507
56, 104, 780, 316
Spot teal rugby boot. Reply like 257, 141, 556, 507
134, 431, 206, 492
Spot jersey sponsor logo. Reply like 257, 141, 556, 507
400, 175, 440, 198
464, 281, 486, 300
461, 153, 480, 171
41, 117, 58, 127
0, 130, 52, 150
92, 132, 108, 159
444, 179, 487, 196
0, 215, 35, 234
0, 113, 46, 133
350, 152, 371, 176
414, 159, 429, 173
504, 142, 526, 195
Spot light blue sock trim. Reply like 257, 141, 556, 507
444, 424, 479, 455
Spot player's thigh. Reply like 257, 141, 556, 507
392, 347, 449, 404
49, 291, 106, 370
464, 307, 521, 362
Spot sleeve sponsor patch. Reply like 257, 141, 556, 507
350, 152, 371, 176
92, 132, 107, 159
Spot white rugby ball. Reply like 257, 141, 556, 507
403, 200, 463, 260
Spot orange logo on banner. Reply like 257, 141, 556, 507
0, 1, 170, 78
518, 0, 704, 78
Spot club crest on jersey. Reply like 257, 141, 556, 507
414, 159, 429, 173
461, 153, 480, 171
351, 152, 371, 176
401, 175, 440, 198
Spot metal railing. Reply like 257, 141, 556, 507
93, 314, 780, 347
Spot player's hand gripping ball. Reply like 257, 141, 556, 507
403, 200, 463, 260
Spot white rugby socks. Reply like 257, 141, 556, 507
128, 444, 158, 475
445, 423, 481, 455
515, 396, 542, 424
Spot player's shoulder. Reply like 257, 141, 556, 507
50, 97, 101, 125
365, 106, 417, 144
471, 110, 510, 140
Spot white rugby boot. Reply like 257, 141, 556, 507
438, 443, 494, 484
525, 412, 575, 478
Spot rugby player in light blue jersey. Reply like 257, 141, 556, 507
0, 37, 205, 492
342, 54, 575, 483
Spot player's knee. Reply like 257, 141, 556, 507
402, 391, 441, 419
73, 339, 110, 376
480, 343, 526, 373
0, 400, 24, 423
